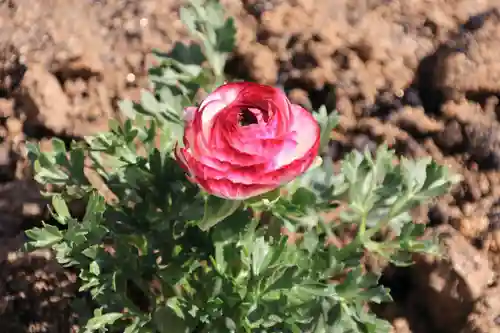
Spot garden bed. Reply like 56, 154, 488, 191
0, 0, 499, 332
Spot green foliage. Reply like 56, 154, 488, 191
24, 0, 460, 332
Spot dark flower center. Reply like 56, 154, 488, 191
239, 108, 258, 126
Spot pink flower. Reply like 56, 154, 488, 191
175, 82, 320, 200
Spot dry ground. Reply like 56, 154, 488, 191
0, 0, 499, 332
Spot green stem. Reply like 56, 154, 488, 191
364, 192, 415, 240
333, 213, 367, 261
363, 217, 390, 240
358, 214, 367, 238
319, 218, 335, 242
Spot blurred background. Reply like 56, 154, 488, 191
0, 0, 499, 332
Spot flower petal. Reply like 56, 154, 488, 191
271, 104, 320, 170
183, 106, 197, 123
196, 177, 278, 200
174, 82, 321, 200
198, 82, 244, 110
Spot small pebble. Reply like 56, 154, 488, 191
126, 73, 136, 83
139, 18, 148, 28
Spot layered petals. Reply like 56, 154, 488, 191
175, 82, 321, 200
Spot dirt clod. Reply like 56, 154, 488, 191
437, 9, 500, 98
436, 119, 464, 151
19, 65, 72, 134
462, 284, 500, 333
412, 225, 495, 333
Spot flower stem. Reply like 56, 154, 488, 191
358, 213, 367, 238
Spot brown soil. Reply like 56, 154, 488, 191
1, 0, 500, 332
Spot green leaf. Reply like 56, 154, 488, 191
84, 312, 123, 332
166, 43, 205, 66
211, 208, 254, 245
302, 230, 319, 254
158, 87, 183, 115
118, 99, 137, 119
400, 157, 431, 192
198, 196, 242, 231
83, 193, 106, 222
141, 90, 161, 115
342, 151, 363, 184
358, 285, 393, 304
82, 245, 98, 259
51, 195, 70, 224
314, 106, 339, 153
69, 148, 86, 181
292, 187, 317, 207
154, 300, 190, 333
262, 265, 298, 297
251, 236, 272, 276
203, 0, 225, 26
225, 317, 237, 331
52, 137, 67, 155
25, 141, 41, 162
215, 18, 236, 53
179, 7, 198, 36
64, 220, 87, 245
123, 317, 148, 333
25, 223, 63, 248
416, 161, 461, 199
89, 261, 101, 276
298, 283, 336, 298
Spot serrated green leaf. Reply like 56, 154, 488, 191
83, 193, 106, 223
25, 223, 63, 248
342, 151, 363, 184
400, 157, 431, 192
64, 218, 87, 245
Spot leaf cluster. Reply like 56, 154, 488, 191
24, 1, 460, 333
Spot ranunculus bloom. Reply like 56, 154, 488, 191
175, 82, 320, 200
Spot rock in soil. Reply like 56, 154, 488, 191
461, 284, 500, 333
436, 9, 500, 98
18, 65, 72, 135
412, 225, 495, 333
